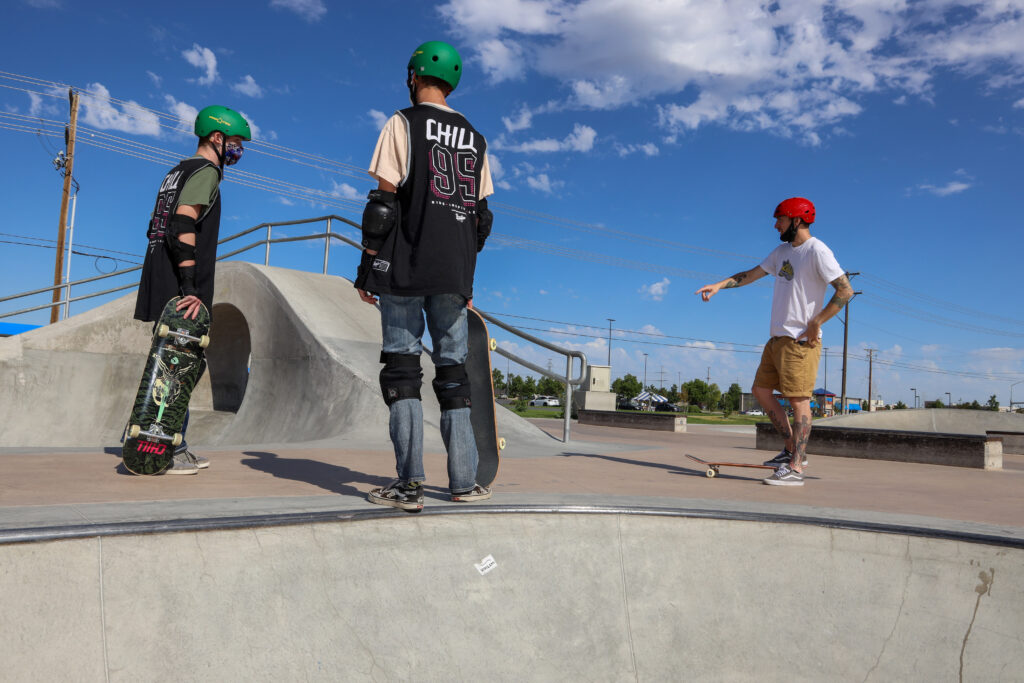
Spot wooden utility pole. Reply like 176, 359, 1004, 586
50, 89, 79, 323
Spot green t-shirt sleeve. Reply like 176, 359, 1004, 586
177, 166, 220, 207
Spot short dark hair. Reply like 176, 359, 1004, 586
417, 75, 453, 96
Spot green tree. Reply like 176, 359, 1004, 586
682, 379, 711, 409
664, 384, 681, 404
932, 398, 945, 409
537, 376, 566, 398
894, 401, 908, 409
720, 383, 742, 412
612, 373, 642, 400
708, 383, 722, 412
507, 374, 525, 398
523, 376, 538, 397
987, 394, 1000, 411
492, 369, 506, 395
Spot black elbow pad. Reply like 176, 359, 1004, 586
166, 214, 197, 265
361, 190, 400, 252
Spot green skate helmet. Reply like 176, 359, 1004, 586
194, 105, 252, 141
407, 41, 462, 91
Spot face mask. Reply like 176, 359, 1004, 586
224, 141, 244, 166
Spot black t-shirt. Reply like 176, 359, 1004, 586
361, 104, 487, 299
134, 157, 221, 321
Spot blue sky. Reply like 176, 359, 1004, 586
2, 0, 1023, 409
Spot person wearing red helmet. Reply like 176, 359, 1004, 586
695, 198, 853, 486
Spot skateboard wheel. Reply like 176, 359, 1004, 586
498, 437, 506, 450
156, 324, 170, 338
128, 425, 141, 438
171, 433, 183, 447
199, 335, 211, 349
489, 338, 497, 351
706, 468, 716, 478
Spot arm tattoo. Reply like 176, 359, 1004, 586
723, 272, 748, 289
828, 274, 853, 308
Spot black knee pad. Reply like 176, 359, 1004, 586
432, 363, 472, 411
379, 352, 422, 406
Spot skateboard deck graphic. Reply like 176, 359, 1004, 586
122, 297, 211, 475
466, 308, 503, 487
685, 453, 776, 479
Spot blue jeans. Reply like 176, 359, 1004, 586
380, 293, 479, 494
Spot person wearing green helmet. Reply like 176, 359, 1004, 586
130, 104, 251, 475
356, 41, 496, 511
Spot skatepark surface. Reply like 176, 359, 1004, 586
1, 263, 1022, 681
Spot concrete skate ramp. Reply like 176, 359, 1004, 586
0, 262, 554, 450
2, 510, 1021, 681
820, 408, 1024, 435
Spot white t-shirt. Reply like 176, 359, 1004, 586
758, 237, 844, 340
368, 103, 494, 199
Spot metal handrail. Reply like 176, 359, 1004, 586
2, 213, 587, 441
475, 308, 587, 443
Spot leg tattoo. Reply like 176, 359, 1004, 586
768, 406, 793, 445
793, 415, 811, 470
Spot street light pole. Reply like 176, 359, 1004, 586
643, 353, 648, 390
1011, 380, 1024, 411
945, 392, 952, 409
910, 387, 918, 409
607, 318, 615, 366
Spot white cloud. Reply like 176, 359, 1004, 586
526, 173, 563, 194
1014, 98, 1024, 109
25, 0, 60, 7
368, 109, 389, 130
237, 110, 267, 140
639, 277, 671, 301
476, 39, 528, 83
439, 0, 1024, 143
918, 181, 971, 197
80, 83, 161, 136
270, 0, 326, 22
502, 106, 533, 132
232, 75, 264, 98
182, 44, 218, 86
616, 142, 659, 157
27, 91, 60, 117
504, 123, 596, 153
146, 71, 162, 88
164, 95, 197, 134
330, 180, 363, 200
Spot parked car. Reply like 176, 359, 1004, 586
651, 401, 679, 412
745, 409, 764, 416
529, 396, 560, 407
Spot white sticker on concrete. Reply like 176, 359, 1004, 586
475, 554, 497, 575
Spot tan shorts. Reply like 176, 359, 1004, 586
753, 337, 821, 398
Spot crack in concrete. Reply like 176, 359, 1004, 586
960, 567, 994, 682
863, 535, 912, 682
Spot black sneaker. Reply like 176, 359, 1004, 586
763, 449, 808, 467
451, 484, 492, 502
368, 480, 424, 512
763, 463, 804, 486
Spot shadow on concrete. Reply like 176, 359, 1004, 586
241, 451, 393, 499
556, 451, 688, 474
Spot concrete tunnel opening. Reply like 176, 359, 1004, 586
191, 302, 251, 413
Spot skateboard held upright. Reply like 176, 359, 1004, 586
466, 308, 503, 487
122, 297, 211, 475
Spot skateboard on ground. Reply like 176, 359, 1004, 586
685, 453, 776, 479
466, 307, 503, 487
122, 297, 211, 475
